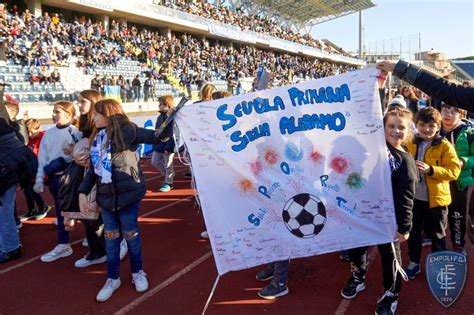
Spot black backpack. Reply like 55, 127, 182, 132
57, 163, 85, 212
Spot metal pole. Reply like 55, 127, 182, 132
419, 32, 422, 57
400, 36, 402, 60
391, 38, 393, 59
409, 35, 411, 62
359, 11, 364, 59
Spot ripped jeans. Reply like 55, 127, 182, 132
101, 201, 142, 279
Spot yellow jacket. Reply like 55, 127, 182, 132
406, 135, 461, 208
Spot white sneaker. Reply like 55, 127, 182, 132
119, 239, 128, 261
200, 231, 209, 239
132, 270, 149, 292
82, 238, 89, 247
74, 255, 106, 268
41, 244, 73, 262
96, 278, 121, 302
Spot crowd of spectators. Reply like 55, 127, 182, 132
1, 3, 355, 93
154, 0, 351, 56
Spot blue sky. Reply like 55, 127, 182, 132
312, 0, 473, 59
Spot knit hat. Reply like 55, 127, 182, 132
388, 95, 407, 108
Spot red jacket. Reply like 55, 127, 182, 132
28, 131, 44, 157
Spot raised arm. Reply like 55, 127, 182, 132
377, 60, 474, 112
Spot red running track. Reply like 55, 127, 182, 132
1, 159, 473, 314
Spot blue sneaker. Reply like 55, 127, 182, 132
258, 282, 289, 299
159, 183, 173, 192
375, 291, 398, 315
256, 267, 274, 281
405, 263, 420, 279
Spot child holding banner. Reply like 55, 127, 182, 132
151, 95, 176, 192
405, 107, 461, 279
77, 99, 173, 302
340, 107, 418, 315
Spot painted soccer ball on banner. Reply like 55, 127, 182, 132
282, 193, 327, 238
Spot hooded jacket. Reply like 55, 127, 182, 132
441, 123, 474, 191
406, 134, 461, 208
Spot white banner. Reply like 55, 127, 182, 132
176, 69, 396, 275
69, 0, 113, 12
208, 24, 256, 44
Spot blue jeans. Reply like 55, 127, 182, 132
133, 87, 141, 102
49, 174, 69, 244
263, 259, 290, 285
0, 185, 20, 254
101, 201, 143, 279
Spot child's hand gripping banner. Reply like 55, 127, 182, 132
175, 68, 396, 275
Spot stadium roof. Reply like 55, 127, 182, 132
233, 0, 376, 27
451, 60, 474, 81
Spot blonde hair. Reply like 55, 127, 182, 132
158, 95, 174, 109
25, 118, 41, 132
54, 100, 78, 126
200, 83, 217, 101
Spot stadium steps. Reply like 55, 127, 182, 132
165, 72, 198, 99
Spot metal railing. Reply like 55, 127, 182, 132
420, 62, 463, 84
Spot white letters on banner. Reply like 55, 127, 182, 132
175, 69, 396, 275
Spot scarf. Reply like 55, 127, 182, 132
90, 129, 112, 184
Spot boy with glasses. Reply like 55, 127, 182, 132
440, 103, 473, 255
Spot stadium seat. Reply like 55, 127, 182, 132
44, 93, 53, 102
54, 93, 64, 101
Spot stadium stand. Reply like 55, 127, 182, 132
1, 1, 361, 103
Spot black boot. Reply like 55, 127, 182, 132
0, 246, 23, 264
